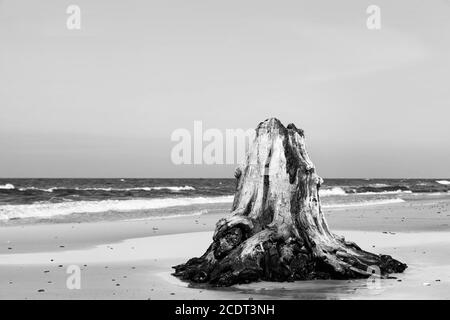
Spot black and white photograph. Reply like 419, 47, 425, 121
1, 0, 450, 306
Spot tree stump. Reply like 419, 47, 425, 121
173, 118, 407, 286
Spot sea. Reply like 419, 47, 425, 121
0, 178, 449, 225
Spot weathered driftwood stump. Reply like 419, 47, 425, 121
173, 118, 407, 286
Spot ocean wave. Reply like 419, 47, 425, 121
124, 210, 207, 222
368, 183, 391, 188
324, 198, 405, 209
17, 187, 56, 192
0, 192, 411, 221
436, 180, 450, 185
146, 186, 196, 191
318, 187, 411, 196
0, 196, 233, 220
319, 187, 347, 196
15, 185, 196, 192
355, 190, 412, 195
0, 183, 15, 190
350, 185, 411, 194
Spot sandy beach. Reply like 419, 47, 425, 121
1, 197, 449, 300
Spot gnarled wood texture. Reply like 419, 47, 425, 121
173, 118, 407, 286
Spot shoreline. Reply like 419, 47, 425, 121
1, 197, 449, 255
0, 197, 449, 299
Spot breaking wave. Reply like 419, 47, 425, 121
0, 194, 409, 221
355, 190, 412, 195
319, 187, 411, 196
319, 187, 347, 196
0, 184, 15, 190
368, 183, 391, 188
0, 195, 232, 221
15, 185, 196, 192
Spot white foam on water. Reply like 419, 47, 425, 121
16, 185, 196, 192
18, 187, 57, 192
0, 196, 233, 220
436, 180, 450, 185
319, 187, 346, 196
0, 190, 410, 222
356, 190, 412, 195
368, 183, 391, 188
0, 183, 15, 190
319, 187, 411, 196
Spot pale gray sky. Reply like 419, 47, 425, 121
1, 0, 449, 178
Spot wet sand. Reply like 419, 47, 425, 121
0, 197, 449, 299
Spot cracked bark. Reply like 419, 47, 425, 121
173, 118, 407, 286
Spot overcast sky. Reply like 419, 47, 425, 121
1, 0, 449, 178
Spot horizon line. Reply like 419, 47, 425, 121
1, 177, 449, 180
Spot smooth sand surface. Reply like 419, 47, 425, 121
1, 197, 449, 299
